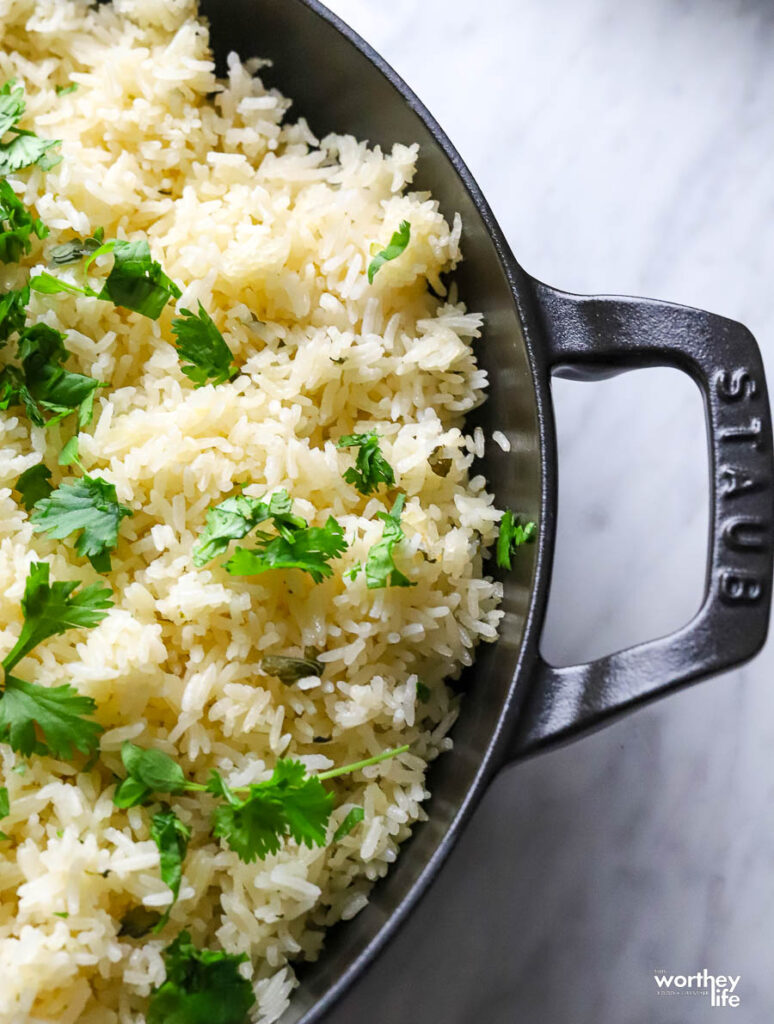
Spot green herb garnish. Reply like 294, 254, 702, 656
171, 303, 238, 387
113, 743, 408, 863
415, 680, 431, 702
31, 475, 133, 573
14, 463, 52, 510
0, 179, 47, 264
0, 79, 61, 175
31, 238, 181, 320
0, 675, 103, 759
336, 431, 395, 495
147, 930, 256, 1024
0, 322, 102, 428
225, 514, 348, 584
496, 510, 537, 570
55, 83, 79, 97
192, 490, 303, 568
0, 563, 111, 759
0, 285, 30, 347
209, 759, 334, 862
2, 562, 112, 674
195, 488, 347, 583
150, 806, 191, 931
360, 492, 415, 589
367, 220, 411, 284
113, 742, 189, 809
332, 806, 365, 841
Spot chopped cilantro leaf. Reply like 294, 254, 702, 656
58, 436, 80, 467
0, 675, 102, 759
0, 285, 29, 347
147, 931, 255, 1024
14, 463, 52, 510
2, 561, 112, 674
364, 492, 415, 589
0, 179, 47, 264
192, 489, 302, 568
367, 220, 411, 284
30, 475, 133, 573
0, 80, 25, 137
415, 679, 431, 702
96, 239, 181, 319
56, 83, 79, 97
225, 514, 348, 584
0, 785, 8, 819
336, 432, 395, 495
53, 911, 69, 919
2, 322, 103, 428
171, 303, 239, 387
33, 238, 181, 320
261, 650, 323, 685
113, 741, 188, 809
150, 806, 191, 931
496, 510, 537, 570
332, 806, 364, 842
210, 759, 334, 862
0, 80, 60, 175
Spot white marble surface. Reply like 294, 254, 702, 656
317, 0, 774, 1022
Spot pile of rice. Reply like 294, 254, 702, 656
0, 1, 505, 1020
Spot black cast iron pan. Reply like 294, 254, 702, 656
195, 1, 774, 1019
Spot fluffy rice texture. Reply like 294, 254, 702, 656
0, 1, 504, 1021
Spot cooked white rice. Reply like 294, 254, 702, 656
0, 1, 505, 1021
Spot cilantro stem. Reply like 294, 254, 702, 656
316, 745, 409, 781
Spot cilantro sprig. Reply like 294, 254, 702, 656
367, 220, 411, 284
0, 179, 48, 264
172, 303, 239, 387
496, 510, 537, 570
0, 79, 61, 175
3, 562, 112, 674
194, 487, 348, 584
209, 759, 333, 861
0, 562, 111, 759
147, 931, 256, 1024
336, 432, 395, 495
113, 741, 408, 865
31, 238, 181, 320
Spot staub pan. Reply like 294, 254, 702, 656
196, 1, 774, 1020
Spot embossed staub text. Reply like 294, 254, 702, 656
714, 368, 771, 604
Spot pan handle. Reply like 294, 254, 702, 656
508, 279, 773, 759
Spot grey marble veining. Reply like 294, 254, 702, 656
316, 1, 774, 1022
